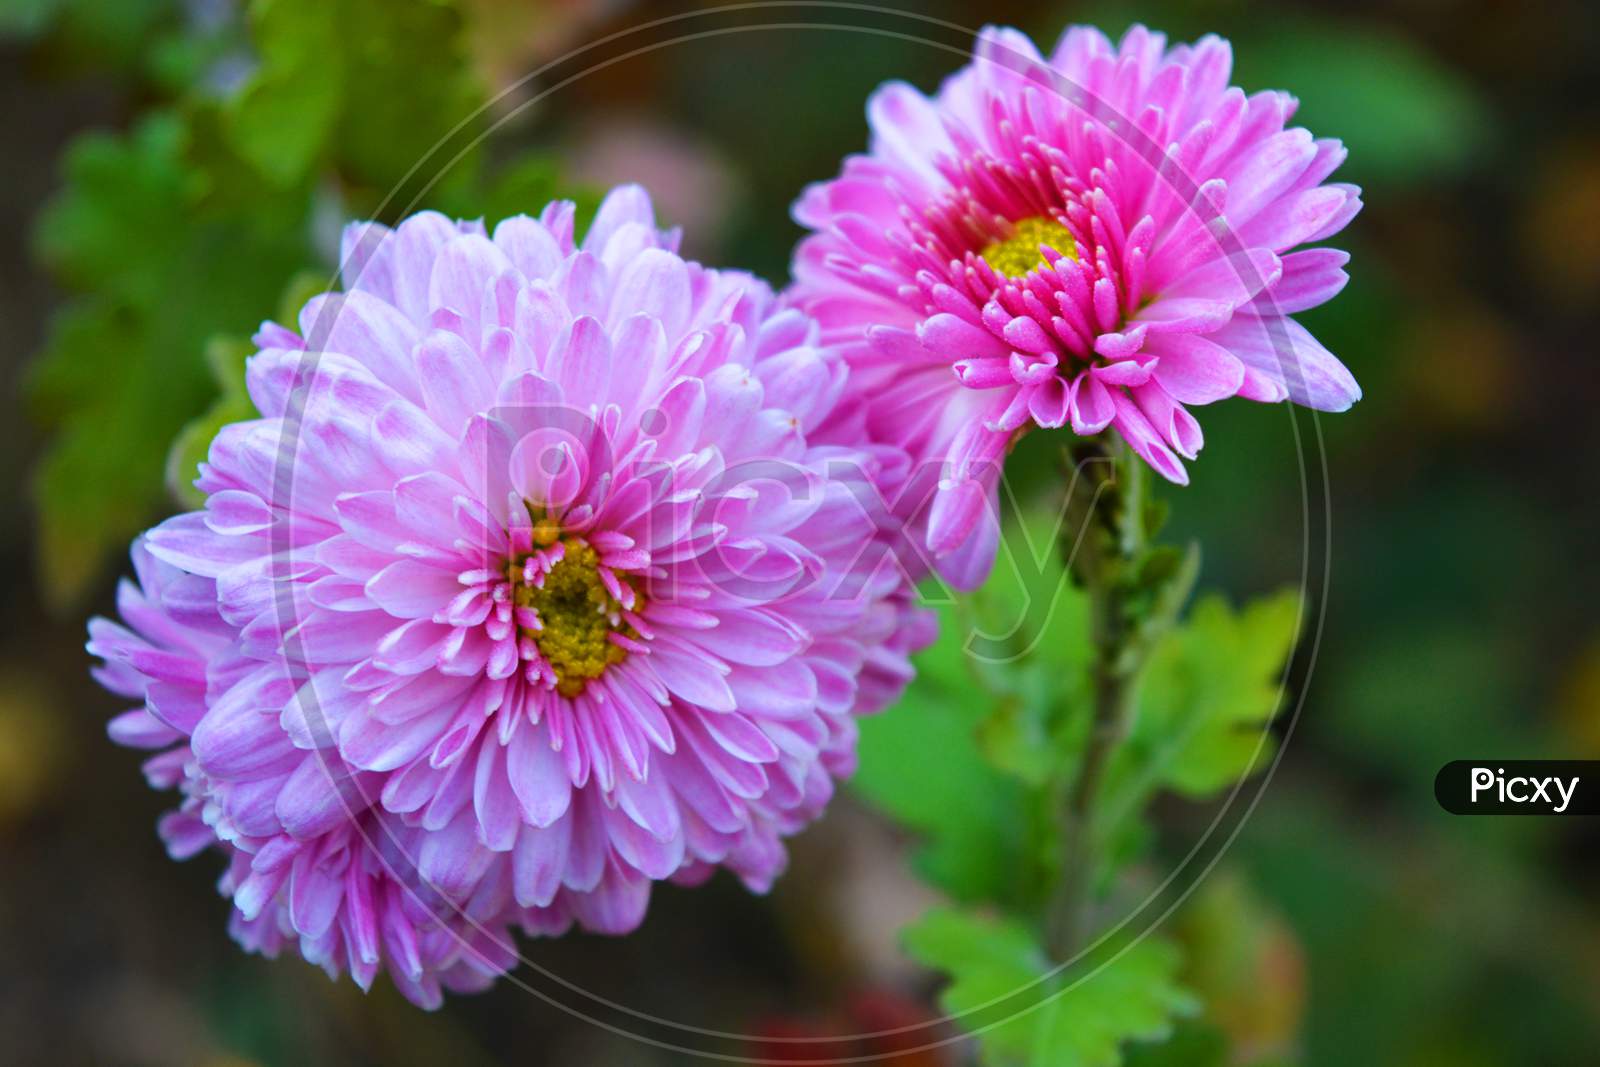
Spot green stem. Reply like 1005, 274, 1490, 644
1046, 440, 1148, 960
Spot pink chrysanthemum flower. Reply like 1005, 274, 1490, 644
789, 24, 1362, 583
92, 545, 534, 1005
90, 186, 931, 1007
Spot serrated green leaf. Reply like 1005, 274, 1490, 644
905, 907, 1197, 1067
1100, 590, 1302, 828
219, 0, 483, 197
31, 114, 193, 310
1028, 940, 1198, 1067
903, 906, 1056, 1066
31, 303, 170, 601
904, 906, 1046, 1002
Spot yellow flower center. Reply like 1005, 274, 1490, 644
979, 215, 1079, 278
510, 537, 640, 697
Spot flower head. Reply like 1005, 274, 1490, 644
789, 24, 1362, 584
92, 186, 930, 1006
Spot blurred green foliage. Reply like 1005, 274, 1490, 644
164, 269, 325, 509
28, 110, 309, 604
1234, 18, 1490, 187
19, 0, 588, 607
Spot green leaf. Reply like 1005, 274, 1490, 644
855, 507, 1104, 902
474, 154, 603, 231
27, 112, 310, 605
966, 506, 1095, 784
854, 675, 1030, 904
222, 0, 484, 199
855, 504, 1103, 901
1101, 591, 1302, 825
226, 0, 343, 186
331, 0, 485, 212
976, 694, 1060, 788
31, 114, 194, 311
1122, 1020, 1230, 1067
165, 335, 257, 508
165, 270, 328, 506
31, 303, 170, 601
964, 503, 1092, 672
904, 906, 1046, 1023
905, 907, 1197, 1067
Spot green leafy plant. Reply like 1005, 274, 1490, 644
856, 442, 1304, 1066
23, 0, 591, 606
906, 908, 1197, 1067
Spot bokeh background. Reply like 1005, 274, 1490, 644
2, 0, 1598, 1064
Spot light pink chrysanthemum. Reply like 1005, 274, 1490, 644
789, 24, 1362, 584
91, 186, 931, 1007
92, 545, 537, 1005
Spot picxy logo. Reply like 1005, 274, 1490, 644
1469, 766, 1578, 813
1435, 760, 1595, 816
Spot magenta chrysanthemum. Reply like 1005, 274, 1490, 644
789, 24, 1363, 584
90, 186, 931, 1007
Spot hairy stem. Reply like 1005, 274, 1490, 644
1046, 440, 1148, 960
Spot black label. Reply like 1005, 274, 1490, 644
1435, 760, 1599, 815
